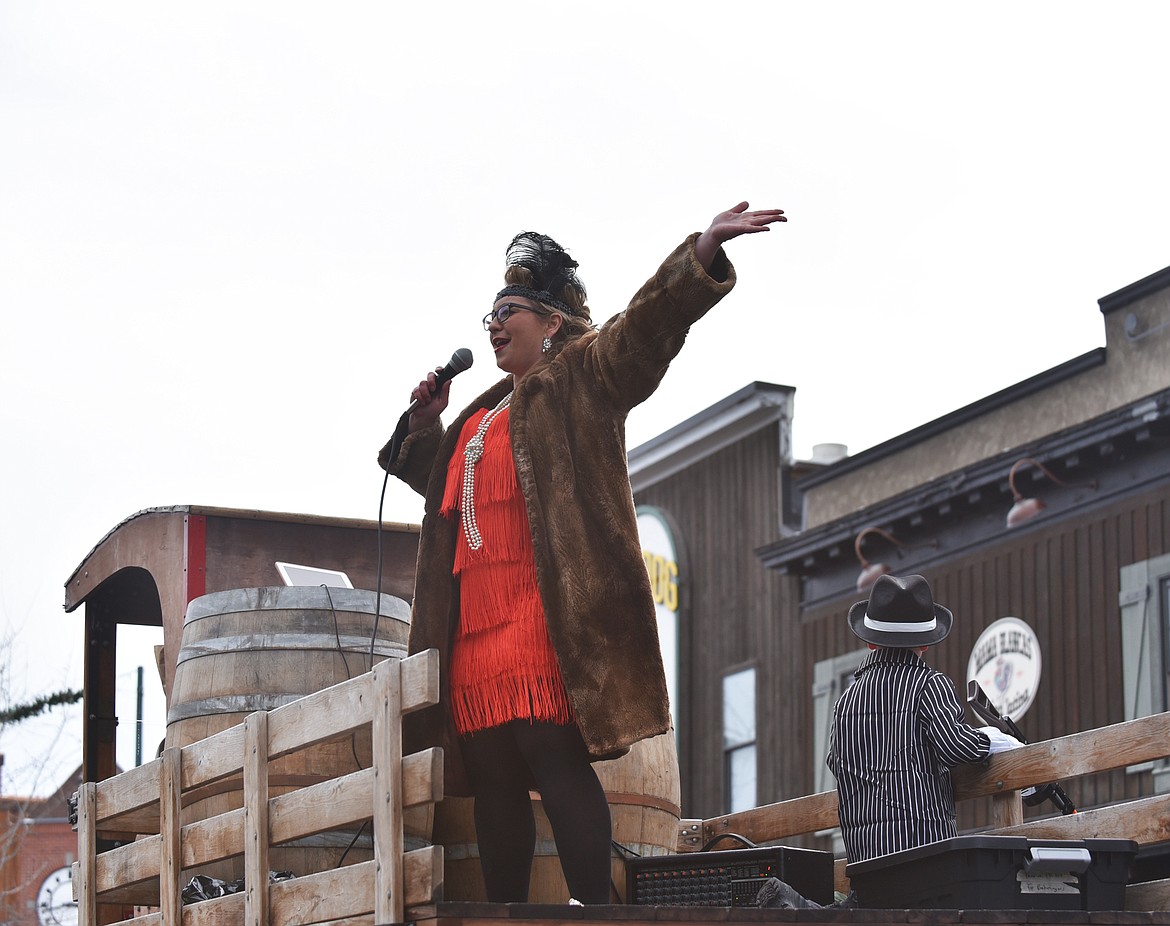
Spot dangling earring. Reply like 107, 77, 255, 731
542, 336, 552, 353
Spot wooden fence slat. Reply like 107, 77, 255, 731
372, 659, 405, 924
94, 756, 164, 837
92, 808, 163, 841
180, 808, 246, 870
95, 836, 159, 894
160, 747, 182, 926
266, 673, 374, 762
88, 879, 161, 909
78, 782, 98, 926
259, 652, 435, 768
243, 712, 270, 926
408, 747, 444, 808
400, 648, 441, 715
1126, 880, 1170, 912
175, 849, 442, 926
267, 770, 373, 847
996, 791, 1170, 845
269, 862, 373, 926
952, 711, 1170, 796
180, 724, 248, 793
404, 845, 443, 912
265, 748, 443, 847
704, 789, 839, 845
179, 889, 244, 926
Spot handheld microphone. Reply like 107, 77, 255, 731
407, 348, 474, 413
383, 348, 474, 470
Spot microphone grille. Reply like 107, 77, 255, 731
450, 348, 474, 372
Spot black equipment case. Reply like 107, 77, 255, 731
845, 836, 1138, 910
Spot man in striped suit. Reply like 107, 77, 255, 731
826, 574, 1020, 864
758, 575, 1023, 909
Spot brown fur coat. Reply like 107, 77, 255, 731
380, 233, 735, 795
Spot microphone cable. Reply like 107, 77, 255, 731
369, 347, 470, 668
370, 465, 393, 672
367, 367, 442, 670
356, 349, 473, 865
322, 581, 373, 869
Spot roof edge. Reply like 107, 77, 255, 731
1098, 264, 1170, 315
628, 381, 795, 493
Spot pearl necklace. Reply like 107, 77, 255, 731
461, 391, 513, 550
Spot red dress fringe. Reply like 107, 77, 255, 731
441, 406, 574, 735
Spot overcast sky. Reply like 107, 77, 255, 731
3, 2, 1169, 797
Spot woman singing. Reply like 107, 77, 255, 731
379, 202, 786, 903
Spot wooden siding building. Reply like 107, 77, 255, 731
629, 263, 1170, 854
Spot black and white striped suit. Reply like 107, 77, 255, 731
826, 646, 990, 863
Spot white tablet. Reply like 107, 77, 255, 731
275, 561, 354, 588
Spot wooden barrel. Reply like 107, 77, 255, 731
434, 729, 682, 903
165, 585, 417, 882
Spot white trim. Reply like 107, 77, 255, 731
863, 616, 936, 634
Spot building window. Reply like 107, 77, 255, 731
811, 648, 868, 795
722, 667, 756, 813
1120, 553, 1170, 788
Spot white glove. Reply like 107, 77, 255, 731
979, 725, 1024, 754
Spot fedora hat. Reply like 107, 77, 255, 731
847, 574, 953, 647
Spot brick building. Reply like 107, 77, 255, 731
1, 764, 82, 926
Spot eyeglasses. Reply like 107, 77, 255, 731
482, 302, 542, 330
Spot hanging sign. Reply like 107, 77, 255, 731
966, 616, 1042, 722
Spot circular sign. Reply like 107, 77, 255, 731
966, 616, 1042, 722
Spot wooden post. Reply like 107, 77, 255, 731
159, 748, 183, 926
372, 659, 405, 924
76, 783, 97, 926
988, 790, 1024, 828
244, 711, 271, 926
83, 608, 119, 786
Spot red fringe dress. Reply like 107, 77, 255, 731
440, 401, 575, 736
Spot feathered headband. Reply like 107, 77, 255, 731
495, 231, 587, 317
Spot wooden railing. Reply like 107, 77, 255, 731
76, 659, 1170, 920
74, 650, 443, 926
693, 711, 1170, 911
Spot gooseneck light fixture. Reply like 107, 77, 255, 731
1006, 457, 1098, 529
854, 526, 938, 593
1124, 311, 1170, 342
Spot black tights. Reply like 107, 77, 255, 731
459, 721, 612, 904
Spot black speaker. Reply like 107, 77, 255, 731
627, 846, 834, 907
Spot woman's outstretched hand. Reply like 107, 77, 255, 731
695, 201, 786, 272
